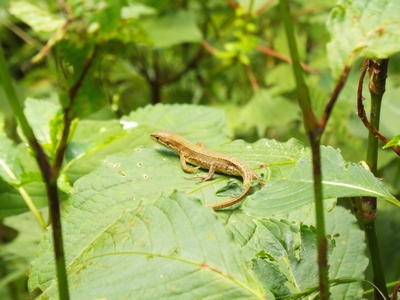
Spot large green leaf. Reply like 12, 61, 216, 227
243, 144, 398, 217
327, 0, 400, 78
29, 192, 266, 299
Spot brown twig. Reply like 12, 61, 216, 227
202, 40, 260, 92
2, 21, 43, 51
256, 45, 319, 74
391, 282, 400, 300
357, 59, 400, 155
201, 39, 219, 55
244, 64, 259, 92
255, 0, 276, 15
226, 0, 238, 9
318, 65, 351, 134
52, 46, 98, 178
57, 0, 73, 16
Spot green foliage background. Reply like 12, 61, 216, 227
0, 0, 400, 299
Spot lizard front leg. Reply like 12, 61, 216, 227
196, 141, 205, 148
179, 154, 200, 173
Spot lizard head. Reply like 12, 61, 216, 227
150, 129, 174, 149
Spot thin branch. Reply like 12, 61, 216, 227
318, 65, 351, 134
1, 21, 43, 51
256, 45, 319, 74
57, 0, 73, 16
226, 0, 238, 9
52, 47, 98, 178
255, 0, 276, 15
30, 19, 71, 64
244, 64, 259, 92
392, 282, 400, 300
201, 39, 219, 55
68, 47, 97, 101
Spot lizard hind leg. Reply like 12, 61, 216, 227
193, 164, 216, 183
184, 164, 216, 184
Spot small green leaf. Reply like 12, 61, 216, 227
215, 179, 243, 198
142, 10, 202, 49
383, 134, 400, 149
237, 89, 299, 137
239, 53, 250, 65
121, 3, 156, 19
246, 219, 333, 298
8, 0, 66, 33
23, 99, 60, 155
0, 178, 48, 219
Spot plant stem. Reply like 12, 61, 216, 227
308, 136, 329, 299
278, 0, 329, 298
0, 43, 70, 299
365, 222, 388, 299
366, 59, 388, 173
364, 59, 389, 300
278, 0, 317, 131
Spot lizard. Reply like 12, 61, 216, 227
150, 129, 258, 210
